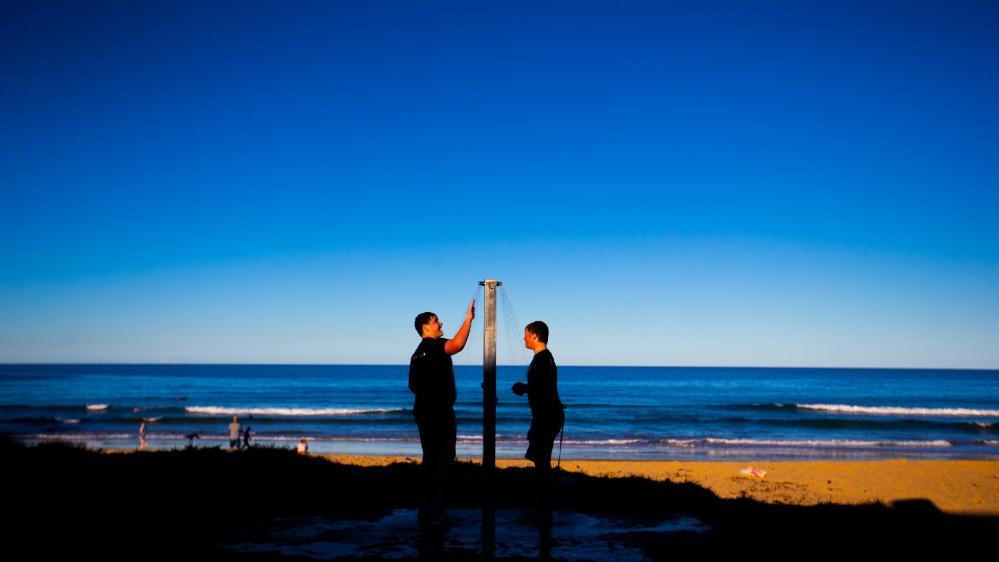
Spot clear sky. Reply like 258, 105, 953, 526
2, 1, 997, 367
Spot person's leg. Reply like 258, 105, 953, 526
428, 440, 448, 521
525, 419, 540, 463
415, 414, 434, 523
535, 440, 554, 510
536, 414, 563, 514
427, 412, 456, 523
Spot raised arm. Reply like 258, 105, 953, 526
444, 299, 475, 355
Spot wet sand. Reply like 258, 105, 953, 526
321, 454, 999, 515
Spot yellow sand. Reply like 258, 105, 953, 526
320, 455, 999, 515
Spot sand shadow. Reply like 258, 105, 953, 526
4, 437, 998, 561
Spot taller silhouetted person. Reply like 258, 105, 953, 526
409, 299, 475, 528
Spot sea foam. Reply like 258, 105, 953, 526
703, 437, 952, 448
796, 404, 999, 417
185, 406, 404, 417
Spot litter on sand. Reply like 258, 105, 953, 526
739, 466, 767, 478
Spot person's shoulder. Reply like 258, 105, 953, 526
528, 349, 555, 370
426, 337, 448, 350
541, 348, 556, 364
414, 337, 447, 357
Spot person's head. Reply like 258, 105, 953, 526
232, 416, 238, 422
414, 311, 444, 338
524, 320, 549, 351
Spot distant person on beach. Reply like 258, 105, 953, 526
408, 299, 476, 527
512, 321, 564, 509
229, 416, 242, 449
297, 438, 309, 455
242, 426, 254, 449
138, 421, 147, 450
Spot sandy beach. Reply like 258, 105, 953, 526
321, 454, 999, 515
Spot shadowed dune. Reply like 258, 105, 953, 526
5, 435, 997, 560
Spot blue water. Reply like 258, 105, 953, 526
2, 364, 998, 460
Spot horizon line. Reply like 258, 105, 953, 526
1, 362, 997, 372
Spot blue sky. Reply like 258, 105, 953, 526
2, 0, 997, 367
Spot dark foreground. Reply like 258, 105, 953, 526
6, 437, 997, 561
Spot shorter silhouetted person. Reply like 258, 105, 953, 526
229, 416, 242, 449
297, 438, 309, 455
512, 321, 564, 513
138, 421, 148, 450
242, 426, 253, 449
185, 432, 200, 448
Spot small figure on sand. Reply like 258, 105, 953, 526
408, 299, 475, 528
229, 416, 242, 449
184, 432, 200, 447
241, 426, 254, 449
138, 421, 148, 450
297, 437, 309, 455
512, 321, 565, 513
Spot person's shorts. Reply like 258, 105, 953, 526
525, 410, 564, 463
414, 410, 457, 461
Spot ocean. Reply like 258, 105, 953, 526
2, 364, 998, 460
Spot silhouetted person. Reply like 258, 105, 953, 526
512, 321, 564, 514
184, 432, 200, 448
138, 421, 147, 450
408, 300, 475, 528
228, 416, 242, 449
242, 426, 253, 449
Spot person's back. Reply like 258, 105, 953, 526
409, 337, 457, 417
229, 417, 242, 449
526, 348, 563, 422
